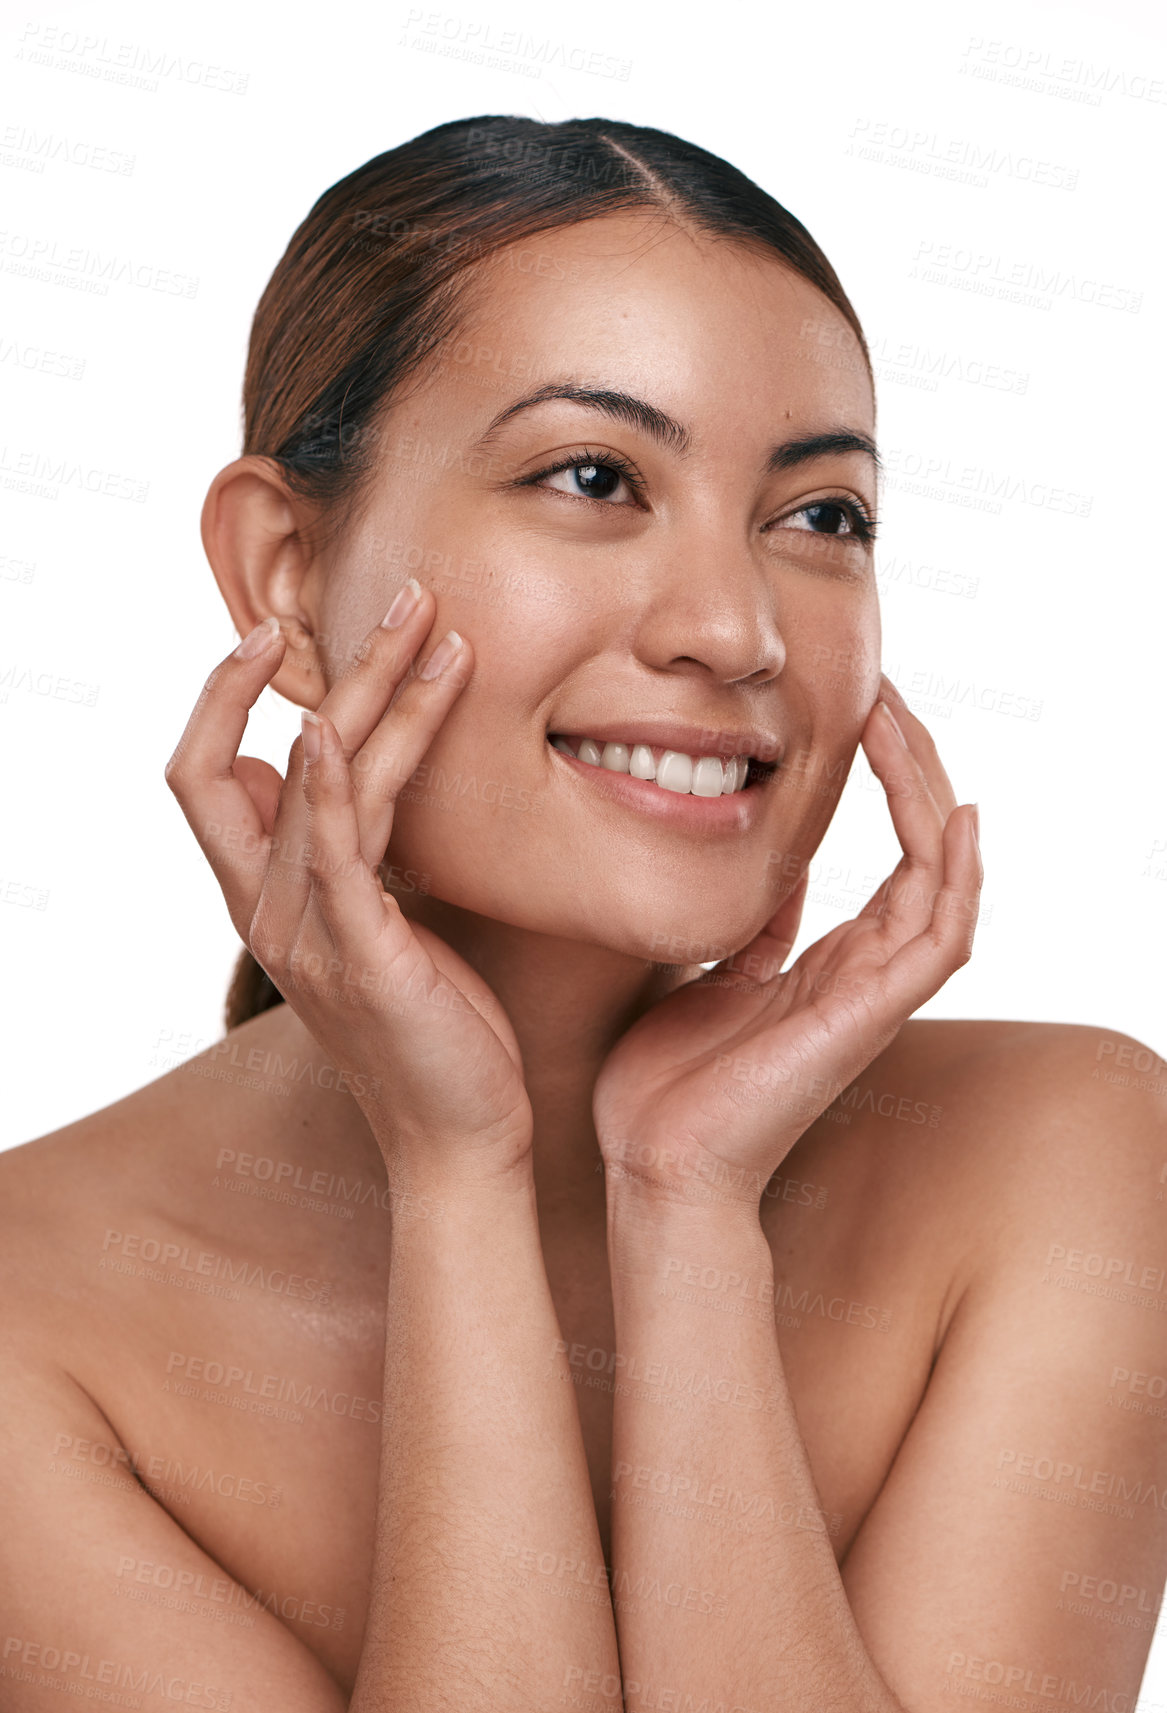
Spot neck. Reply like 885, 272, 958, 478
247, 904, 699, 1235
408, 897, 698, 1225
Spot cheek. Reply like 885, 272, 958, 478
784, 593, 880, 723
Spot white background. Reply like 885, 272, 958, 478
1, 0, 1165, 1695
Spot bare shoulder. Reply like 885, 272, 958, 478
0, 1014, 304, 1334
835, 1020, 1167, 1695
891, 1012, 1165, 1217
884, 1015, 1167, 1161
0, 1045, 219, 1234
1, 1082, 164, 1258
0, 1074, 352, 1704
0, 1002, 325, 1242
824, 1017, 1167, 1330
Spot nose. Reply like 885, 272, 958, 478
628, 521, 787, 686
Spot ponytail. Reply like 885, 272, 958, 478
224, 946, 284, 1033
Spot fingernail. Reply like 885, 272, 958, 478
971, 803, 980, 846
234, 615, 281, 659
879, 700, 906, 743
381, 578, 423, 629
301, 709, 322, 761
419, 629, 463, 681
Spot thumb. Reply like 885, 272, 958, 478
233, 755, 283, 836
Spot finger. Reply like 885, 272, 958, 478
260, 582, 439, 908
711, 871, 810, 989
233, 755, 283, 835
164, 617, 288, 932
286, 710, 429, 1001
880, 802, 982, 1011
858, 700, 948, 945
350, 627, 473, 868
877, 674, 958, 819
318, 577, 438, 751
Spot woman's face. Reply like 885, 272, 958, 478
313, 212, 879, 966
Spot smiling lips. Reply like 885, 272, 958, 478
550, 735, 747, 797
547, 727, 779, 799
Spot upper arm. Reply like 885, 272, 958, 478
0, 1349, 349, 1712
839, 1027, 1167, 1711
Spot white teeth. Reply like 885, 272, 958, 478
691, 756, 725, 798
550, 735, 752, 796
656, 751, 693, 794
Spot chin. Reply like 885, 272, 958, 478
544, 890, 777, 971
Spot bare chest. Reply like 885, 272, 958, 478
82, 1119, 950, 1691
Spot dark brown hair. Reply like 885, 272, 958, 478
223, 113, 870, 1034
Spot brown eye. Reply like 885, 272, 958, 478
775, 500, 875, 544
539, 460, 637, 503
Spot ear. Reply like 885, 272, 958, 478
200, 455, 328, 711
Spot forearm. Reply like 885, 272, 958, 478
352, 1163, 619, 1710
605, 1181, 902, 1713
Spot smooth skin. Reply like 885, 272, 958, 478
1, 213, 1164, 1710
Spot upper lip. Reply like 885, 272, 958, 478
547, 719, 783, 765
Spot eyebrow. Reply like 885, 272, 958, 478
472, 383, 880, 473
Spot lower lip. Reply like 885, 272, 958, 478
547, 742, 771, 832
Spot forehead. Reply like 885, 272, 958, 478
441, 212, 874, 436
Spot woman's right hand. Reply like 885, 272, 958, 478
164, 581, 534, 1186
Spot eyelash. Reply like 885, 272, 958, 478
518, 448, 647, 498
518, 452, 878, 544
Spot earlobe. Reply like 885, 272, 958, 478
200, 455, 327, 710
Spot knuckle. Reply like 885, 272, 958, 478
247, 907, 282, 970
304, 840, 331, 882
351, 625, 393, 676
951, 933, 974, 968
251, 938, 284, 981
163, 746, 196, 798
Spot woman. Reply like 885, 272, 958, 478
2, 115, 1163, 1711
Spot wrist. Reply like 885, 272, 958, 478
605, 1163, 767, 1246
600, 1133, 771, 1221
607, 1183, 772, 1294
373, 1131, 536, 1217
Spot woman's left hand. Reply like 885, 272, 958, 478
592, 676, 983, 1212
